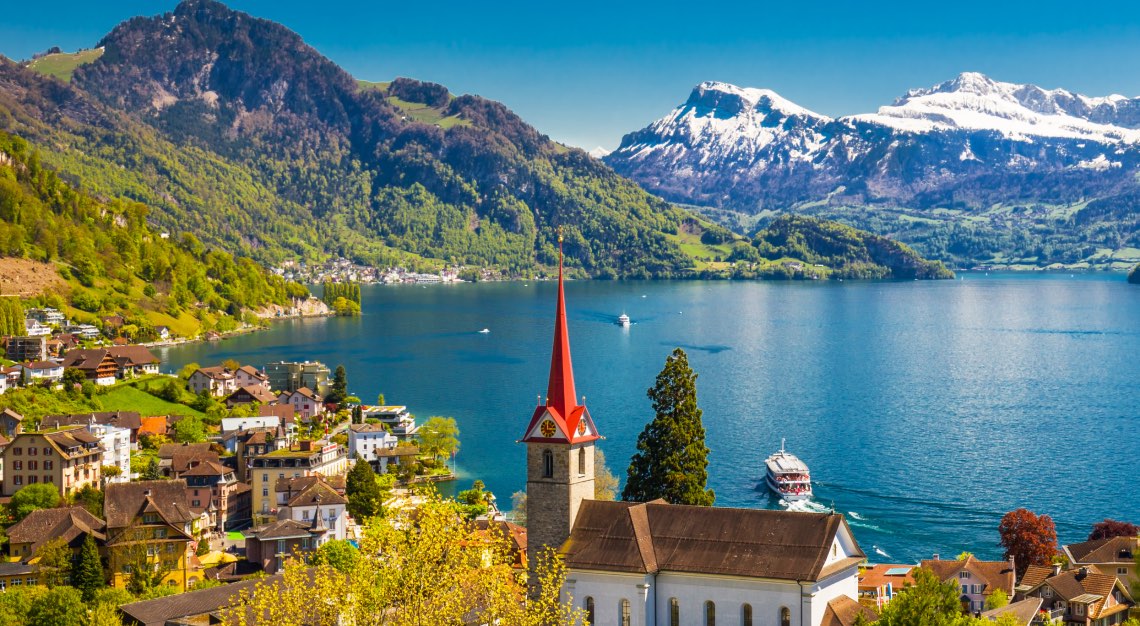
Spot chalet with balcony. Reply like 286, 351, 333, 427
1022, 566, 1134, 625
1, 428, 103, 497
920, 554, 1016, 614
105, 480, 196, 592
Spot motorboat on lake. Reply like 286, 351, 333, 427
765, 439, 812, 501
617, 313, 630, 327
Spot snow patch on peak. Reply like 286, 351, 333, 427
587, 146, 611, 159
689, 81, 830, 121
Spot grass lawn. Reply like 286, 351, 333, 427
386, 96, 470, 129
27, 48, 105, 82
226, 531, 245, 541
101, 383, 207, 418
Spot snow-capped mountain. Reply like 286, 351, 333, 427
605, 73, 1140, 211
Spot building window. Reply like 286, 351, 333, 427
670, 598, 680, 626
1074, 604, 1084, 616
959, 572, 969, 579
705, 601, 715, 626
13, 476, 21, 486
28, 476, 37, 484
12, 461, 20, 470
1120, 568, 1129, 575
780, 607, 791, 626
584, 597, 594, 624
262, 474, 268, 482
28, 461, 36, 471
12, 448, 20, 455
44, 461, 51, 470
1042, 587, 1052, 598
578, 448, 586, 476
542, 450, 553, 478
42, 448, 50, 456
620, 599, 631, 626
742, 603, 752, 626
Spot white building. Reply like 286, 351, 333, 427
347, 423, 405, 471
561, 501, 866, 626
21, 361, 63, 385
234, 365, 270, 389
86, 421, 131, 483
360, 405, 418, 439
221, 416, 281, 436
23, 320, 52, 336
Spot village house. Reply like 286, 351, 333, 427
105, 480, 196, 592
360, 405, 419, 439
243, 519, 327, 575
20, 360, 64, 385
980, 598, 1042, 626
107, 345, 161, 377
0, 371, 8, 395
0, 562, 39, 592
155, 326, 171, 341
858, 564, 917, 610
274, 475, 349, 541
920, 554, 1016, 614
248, 439, 347, 523
156, 442, 218, 478
5, 335, 47, 362
230, 426, 291, 482
1063, 536, 1140, 590
221, 415, 282, 438
225, 384, 278, 408
100, 315, 125, 336
6, 506, 106, 561
182, 459, 251, 532
26, 307, 65, 327
1021, 565, 1134, 625
187, 366, 238, 397
0, 366, 20, 391
278, 387, 326, 422
474, 519, 528, 570
0, 428, 103, 497
235, 364, 270, 389
0, 408, 24, 437
347, 423, 418, 473
61, 348, 120, 385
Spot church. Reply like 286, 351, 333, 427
520, 236, 870, 626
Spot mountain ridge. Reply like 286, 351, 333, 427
605, 74, 1140, 269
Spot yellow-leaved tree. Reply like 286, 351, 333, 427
222, 492, 585, 626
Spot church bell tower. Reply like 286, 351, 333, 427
520, 230, 600, 569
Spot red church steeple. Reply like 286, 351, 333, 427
520, 229, 599, 444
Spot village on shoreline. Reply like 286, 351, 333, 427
0, 278, 1135, 626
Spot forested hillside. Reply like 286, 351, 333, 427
0, 129, 306, 338
737, 215, 955, 279
0, 0, 695, 278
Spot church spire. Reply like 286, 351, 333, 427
545, 229, 576, 420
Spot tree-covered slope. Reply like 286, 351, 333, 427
0, 129, 306, 338
738, 215, 955, 279
1130, 264, 1140, 284
0, 0, 695, 277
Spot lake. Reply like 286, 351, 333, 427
159, 274, 1140, 564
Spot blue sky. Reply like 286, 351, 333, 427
4, 1, 1140, 150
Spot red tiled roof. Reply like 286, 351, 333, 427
921, 555, 1015, 597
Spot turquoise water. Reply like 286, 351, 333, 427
159, 274, 1140, 563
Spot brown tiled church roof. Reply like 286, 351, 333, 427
562, 500, 864, 581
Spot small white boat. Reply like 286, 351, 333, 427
616, 313, 630, 327
765, 439, 812, 502
478, 328, 491, 334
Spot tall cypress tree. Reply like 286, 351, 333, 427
71, 534, 105, 602
623, 348, 715, 506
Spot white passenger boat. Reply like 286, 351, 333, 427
616, 313, 630, 327
765, 439, 812, 502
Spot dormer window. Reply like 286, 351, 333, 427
958, 572, 969, 579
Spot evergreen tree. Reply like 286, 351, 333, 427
1130, 263, 1140, 284
142, 458, 163, 481
346, 460, 382, 520
623, 348, 714, 505
71, 534, 105, 603
326, 365, 348, 404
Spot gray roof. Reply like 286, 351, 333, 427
119, 576, 280, 626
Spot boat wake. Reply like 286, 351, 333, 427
848, 511, 864, 520
873, 545, 892, 559
779, 498, 832, 514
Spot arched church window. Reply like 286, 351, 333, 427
669, 597, 680, 626
543, 450, 553, 478
742, 603, 752, 626
620, 599, 631, 626
705, 600, 715, 626
780, 606, 791, 626
585, 596, 594, 624
578, 447, 586, 476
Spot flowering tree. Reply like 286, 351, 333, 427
1088, 519, 1139, 541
